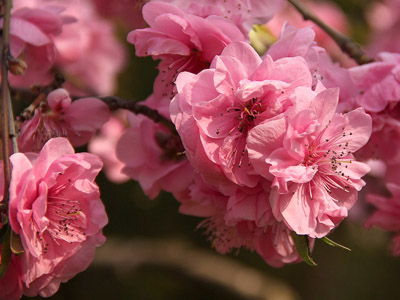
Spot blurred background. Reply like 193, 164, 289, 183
23, 0, 400, 299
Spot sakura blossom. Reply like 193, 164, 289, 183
127, 1, 246, 98
88, 112, 130, 184
117, 95, 194, 199
174, 173, 303, 267
18, 88, 110, 153
52, 0, 127, 95
161, 0, 285, 35
8, 138, 108, 297
4, 0, 75, 87
248, 87, 372, 238
170, 41, 313, 188
365, 183, 400, 256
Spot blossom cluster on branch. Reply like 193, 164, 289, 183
1, 0, 400, 298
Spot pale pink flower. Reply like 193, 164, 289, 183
160, 0, 285, 35
365, 183, 400, 256
88, 112, 129, 184
117, 95, 194, 199
366, 0, 400, 55
4, 0, 75, 87
349, 52, 400, 113
248, 87, 372, 238
170, 41, 313, 188
18, 88, 110, 152
53, 0, 127, 95
128, 1, 246, 98
8, 137, 108, 297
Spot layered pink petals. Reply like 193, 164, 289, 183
128, 1, 246, 98
117, 95, 194, 199
8, 138, 108, 297
248, 88, 372, 238
18, 88, 110, 152
171, 41, 313, 188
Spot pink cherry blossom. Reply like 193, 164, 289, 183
18, 88, 110, 152
88, 111, 129, 184
128, 1, 246, 98
365, 183, 400, 256
366, 0, 400, 55
8, 137, 108, 297
117, 94, 194, 199
349, 52, 400, 113
160, 0, 285, 35
53, 0, 127, 95
248, 87, 372, 238
4, 0, 75, 87
175, 174, 303, 267
170, 41, 313, 188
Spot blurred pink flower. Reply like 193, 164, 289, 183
18, 88, 110, 152
170, 41, 313, 188
0, 256, 23, 300
365, 183, 400, 256
88, 111, 129, 184
117, 95, 194, 199
248, 87, 372, 238
92, 0, 147, 29
53, 0, 127, 95
266, 0, 350, 63
4, 1, 75, 87
366, 0, 400, 55
8, 137, 108, 297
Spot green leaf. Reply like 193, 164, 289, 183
291, 232, 317, 266
321, 237, 351, 252
0, 226, 12, 280
10, 231, 24, 255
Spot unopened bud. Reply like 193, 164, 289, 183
8, 57, 27, 75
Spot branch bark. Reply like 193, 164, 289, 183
287, 0, 374, 65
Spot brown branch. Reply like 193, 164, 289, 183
1, 0, 14, 204
287, 0, 374, 65
99, 96, 177, 134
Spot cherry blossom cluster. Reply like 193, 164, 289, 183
1, 0, 400, 298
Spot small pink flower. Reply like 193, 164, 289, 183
171, 41, 312, 188
4, 0, 75, 87
18, 88, 110, 152
117, 95, 194, 199
248, 88, 372, 238
349, 52, 400, 113
8, 137, 108, 297
53, 0, 127, 95
88, 112, 129, 184
365, 183, 400, 256
128, 1, 246, 98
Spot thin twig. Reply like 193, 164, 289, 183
99, 96, 177, 134
287, 0, 374, 65
0, 0, 14, 204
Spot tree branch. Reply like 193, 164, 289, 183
0, 0, 15, 204
287, 0, 374, 65
99, 96, 177, 134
